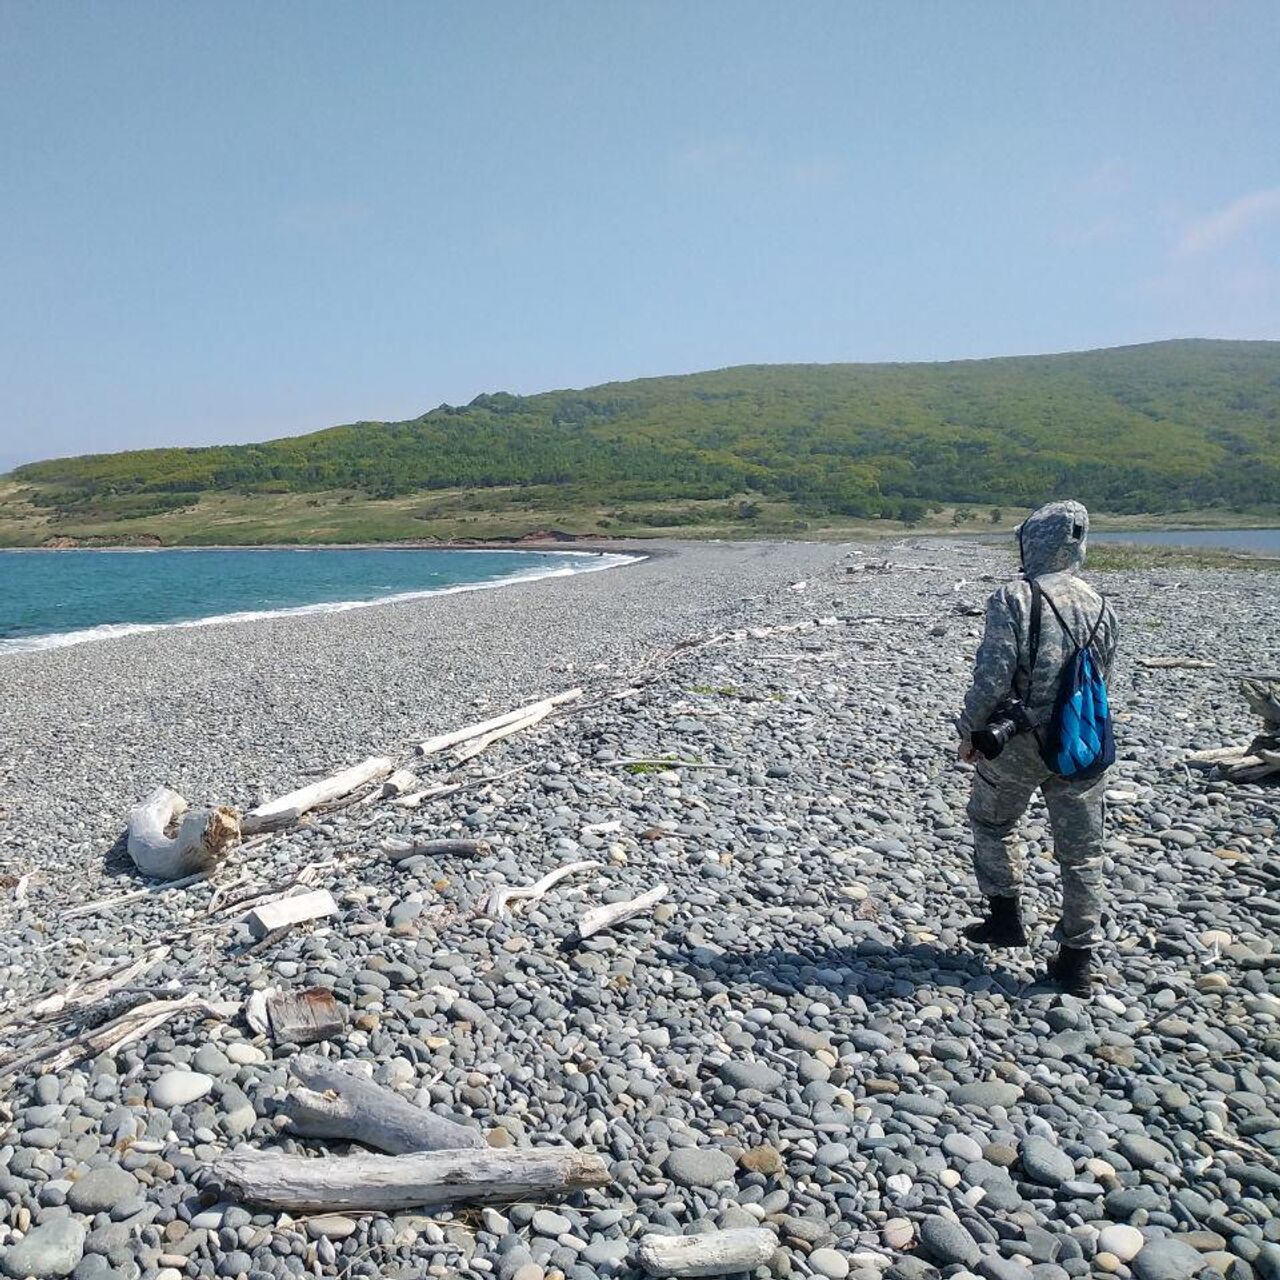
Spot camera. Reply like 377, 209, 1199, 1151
971, 698, 1031, 760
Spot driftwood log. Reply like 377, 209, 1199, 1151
417, 691, 583, 757
452, 702, 556, 763
242, 757, 393, 834
210, 1146, 610, 1211
127, 787, 240, 879
278, 1055, 483, 1153
636, 1228, 778, 1277
415, 706, 538, 758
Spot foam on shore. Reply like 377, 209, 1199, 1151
0, 550, 642, 655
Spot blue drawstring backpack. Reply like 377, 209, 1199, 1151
1028, 582, 1115, 780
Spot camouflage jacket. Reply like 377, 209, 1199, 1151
959, 500, 1119, 739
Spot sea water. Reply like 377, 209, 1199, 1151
1090, 528, 1280, 554
0, 547, 633, 653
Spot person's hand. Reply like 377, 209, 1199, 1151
958, 738, 979, 764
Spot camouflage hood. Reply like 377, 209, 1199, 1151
1017, 500, 1089, 578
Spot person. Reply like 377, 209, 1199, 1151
956, 499, 1119, 996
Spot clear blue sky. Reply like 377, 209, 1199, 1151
2, 1, 1278, 467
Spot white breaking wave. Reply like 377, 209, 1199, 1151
0, 551, 642, 656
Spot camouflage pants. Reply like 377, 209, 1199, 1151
966, 735, 1107, 949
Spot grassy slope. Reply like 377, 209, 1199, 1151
0, 482, 1003, 546
3, 339, 1278, 547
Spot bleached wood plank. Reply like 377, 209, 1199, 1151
245, 889, 338, 938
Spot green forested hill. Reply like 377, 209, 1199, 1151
4, 340, 1279, 544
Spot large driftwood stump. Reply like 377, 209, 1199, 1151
1188, 677, 1280, 783
209, 1146, 610, 1211
278, 1054, 483, 1154
1242, 676, 1280, 730
127, 787, 240, 880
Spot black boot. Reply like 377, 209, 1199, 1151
963, 896, 1029, 948
1047, 945, 1093, 997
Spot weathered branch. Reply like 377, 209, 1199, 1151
605, 758, 729, 771
392, 783, 461, 809
1187, 745, 1255, 764
395, 764, 533, 809
1, 993, 228, 1077
65, 871, 210, 920
0, 946, 170, 1045
382, 837, 491, 862
482, 860, 600, 919
573, 883, 669, 942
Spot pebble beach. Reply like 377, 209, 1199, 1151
0, 537, 1278, 1280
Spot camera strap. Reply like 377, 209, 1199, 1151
1038, 582, 1107, 662
1024, 581, 1048, 753
1027, 580, 1043, 695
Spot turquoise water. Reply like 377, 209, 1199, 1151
0, 547, 630, 653
1091, 528, 1280, 553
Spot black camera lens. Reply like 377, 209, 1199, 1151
972, 717, 1018, 760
